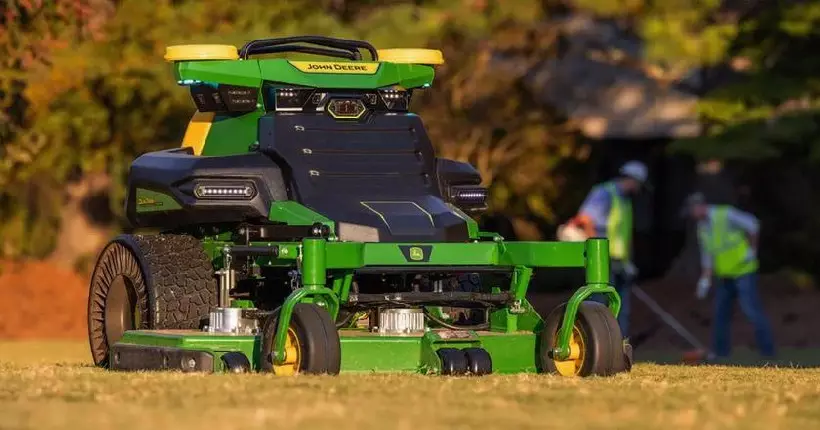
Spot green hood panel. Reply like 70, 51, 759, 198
174, 60, 263, 88
174, 59, 435, 89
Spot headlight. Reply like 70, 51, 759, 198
378, 88, 410, 111
263, 84, 412, 115
449, 185, 488, 212
220, 85, 258, 112
274, 87, 318, 111
188, 83, 258, 113
193, 182, 257, 200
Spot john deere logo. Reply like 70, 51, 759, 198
134, 188, 181, 212
409, 247, 424, 261
289, 61, 380, 75
399, 245, 432, 262
137, 197, 162, 207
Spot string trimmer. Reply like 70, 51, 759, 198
631, 285, 710, 364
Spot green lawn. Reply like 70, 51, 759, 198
1, 341, 820, 430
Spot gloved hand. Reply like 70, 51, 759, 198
696, 276, 711, 300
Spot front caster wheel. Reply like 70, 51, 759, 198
221, 352, 251, 373
539, 301, 627, 377
437, 348, 468, 375
260, 303, 341, 376
464, 348, 493, 375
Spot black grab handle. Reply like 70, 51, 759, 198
239, 35, 379, 61
243, 45, 358, 61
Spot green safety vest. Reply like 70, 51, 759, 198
605, 182, 632, 262
698, 205, 758, 278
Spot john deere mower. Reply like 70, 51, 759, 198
87, 36, 631, 377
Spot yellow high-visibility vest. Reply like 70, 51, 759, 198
605, 182, 632, 262
699, 206, 757, 277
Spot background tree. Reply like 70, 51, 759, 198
4, 0, 819, 284
1, 0, 585, 266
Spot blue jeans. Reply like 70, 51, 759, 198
712, 273, 776, 358
588, 262, 632, 339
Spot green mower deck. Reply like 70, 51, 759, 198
111, 329, 540, 374
105, 238, 623, 375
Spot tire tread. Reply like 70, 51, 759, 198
131, 234, 217, 329
539, 301, 626, 377
260, 303, 341, 375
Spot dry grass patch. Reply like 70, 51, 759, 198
1, 341, 819, 430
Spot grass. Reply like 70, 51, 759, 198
636, 347, 820, 368
1, 341, 820, 430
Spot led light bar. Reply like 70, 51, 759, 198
449, 185, 488, 212
194, 182, 257, 200
455, 189, 487, 200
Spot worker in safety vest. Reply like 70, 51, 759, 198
682, 192, 776, 359
566, 160, 650, 339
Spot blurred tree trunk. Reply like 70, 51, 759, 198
47, 173, 113, 272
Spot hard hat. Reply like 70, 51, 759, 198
619, 160, 648, 184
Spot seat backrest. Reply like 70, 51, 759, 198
259, 112, 441, 202
258, 112, 468, 242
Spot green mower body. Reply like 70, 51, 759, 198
89, 36, 631, 377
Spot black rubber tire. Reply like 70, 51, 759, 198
221, 352, 252, 373
614, 342, 634, 373
464, 347, 493, 375
437, 348, 469, 375
126, 234, 218, 329
260, 303, 342, 375
87, 241, 150, 367
539, 301, 625, 377
623, 342, 634, 371
87, 234, 218, 367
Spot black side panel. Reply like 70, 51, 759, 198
437, 158, 482, 187
125, 148, 288, 229
436, 157, 482, 199
259, 113, 469, 242
110, 343, 214, 372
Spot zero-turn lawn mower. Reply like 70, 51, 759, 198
87, 36, 632, 377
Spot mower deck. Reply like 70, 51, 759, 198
110, 329, 538, 374
100, 237, 626, 376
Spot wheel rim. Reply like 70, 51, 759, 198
104, 275, 139, 346
553, 325, 585, 376
273, 327, 301, 375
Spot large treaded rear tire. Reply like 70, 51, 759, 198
129, 234, 218, 329
87, 234, 217, 367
